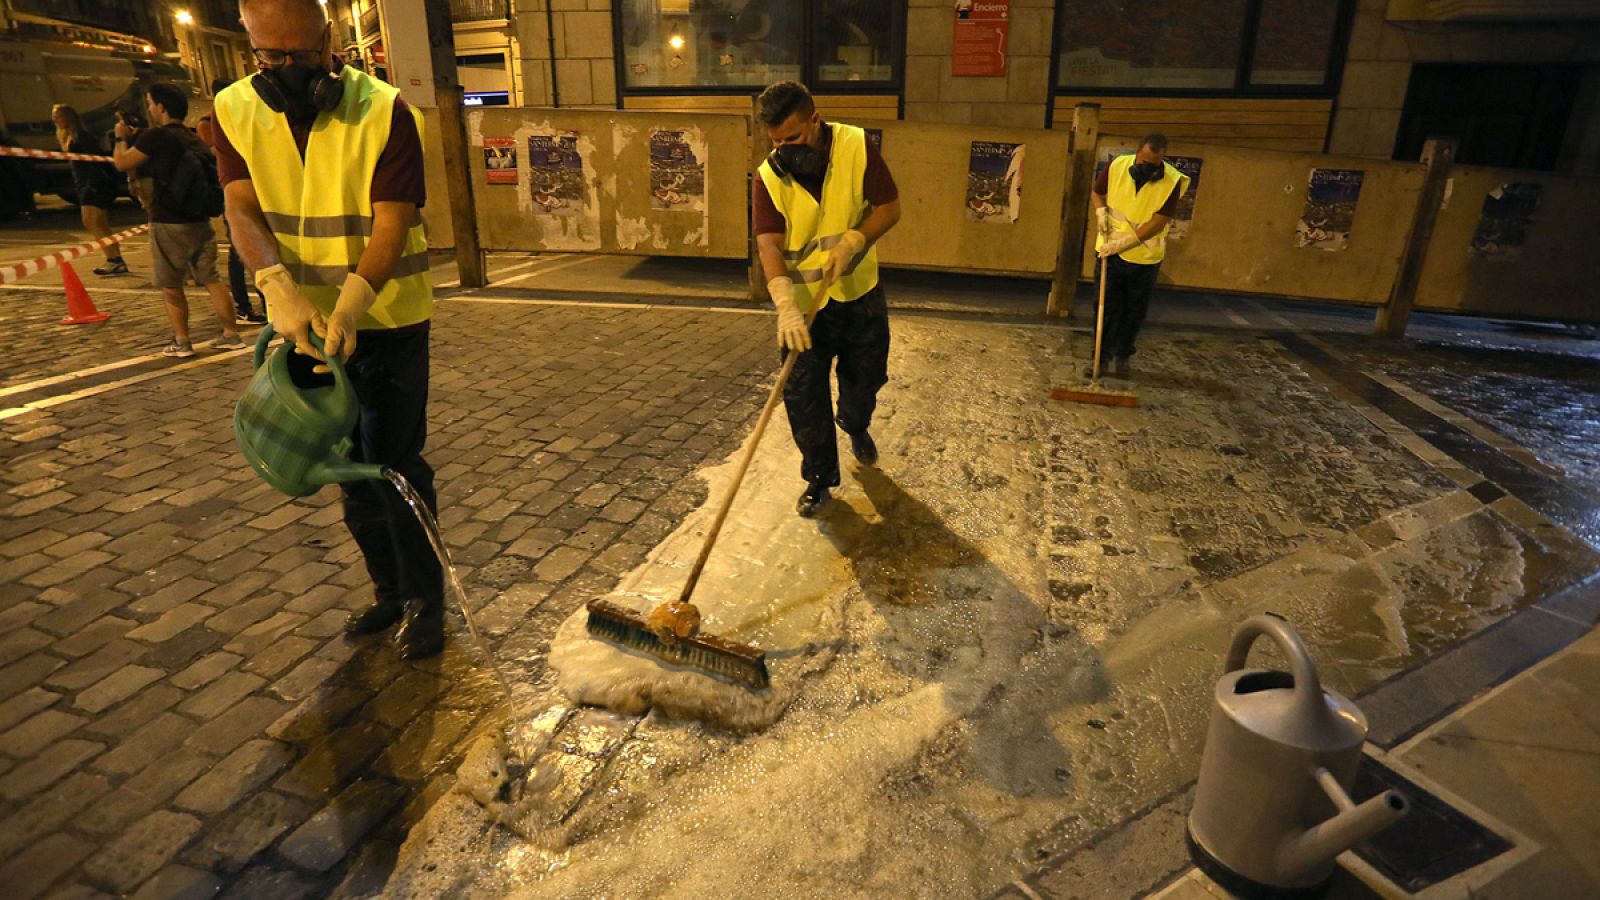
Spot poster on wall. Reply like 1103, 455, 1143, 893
952, 0, 1010, 77
1163, 155, 1203, 240
1470, 183, 1542, 260
649, 129, 706, 212
482, 136, 517, 185
965, 141, 1024, 224
524, 131, 600, 249
1296, 168, 1365, 251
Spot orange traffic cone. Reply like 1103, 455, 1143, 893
59, 261, 110, 325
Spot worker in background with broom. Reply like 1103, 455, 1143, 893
753, 80, 902, 518
1091, 132, 1189, 379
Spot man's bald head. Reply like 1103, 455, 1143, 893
239, 0, 331, 69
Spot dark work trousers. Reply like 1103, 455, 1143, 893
1102, 255, 1161, 361
782, 285, 891, 488
226, 246, 259, 318
339, 323, 444, 614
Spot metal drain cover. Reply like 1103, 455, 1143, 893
1350, 755, 1514, 892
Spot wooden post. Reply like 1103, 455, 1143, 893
1048, 103, 1099, 318
749, 95, 770, 303
1375, 137, 1457, 339
423, 0, 486, 288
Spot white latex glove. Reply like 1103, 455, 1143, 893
823, 229, 867, 282
1098, 232, 1139, 258
1095, 206, 1112, 238
256, 264, 323, 361
769, 276, 811, 353
316, 273, 377, 373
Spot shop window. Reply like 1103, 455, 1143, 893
1055, 0, 1350, 94
615, 0, 902, 93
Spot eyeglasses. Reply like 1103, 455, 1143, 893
251, 29, 327, 68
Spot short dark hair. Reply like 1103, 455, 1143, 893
1141, 132, 1168, 153
148, 83, 188, 121
757, 81, 815, 127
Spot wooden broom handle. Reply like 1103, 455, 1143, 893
676, 271, 837, 604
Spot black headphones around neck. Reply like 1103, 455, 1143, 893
250, 60, 345, 116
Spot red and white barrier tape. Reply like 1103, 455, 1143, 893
0, 145, 116, 163
1, 223, 150, 285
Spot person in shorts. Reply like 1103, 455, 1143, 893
51, 105, 127, 275
112, 84, 242, 358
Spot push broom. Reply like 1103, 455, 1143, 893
584, 271, 843, 691
1049, 251, 1139, 408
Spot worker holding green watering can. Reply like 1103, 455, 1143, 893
218, 0, 444, 659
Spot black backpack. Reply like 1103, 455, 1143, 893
163, 128, 225, 220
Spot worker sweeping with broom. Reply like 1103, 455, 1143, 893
1090, 132, 1189, 380
752, 80, 902, 518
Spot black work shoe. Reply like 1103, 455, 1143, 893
345, 600, 405, 636
1111, 356, 1131, 379
1083, 361, 1112, 380
796, 482, 831, 518
394, 605, 445, 660
847, 429, 878, 466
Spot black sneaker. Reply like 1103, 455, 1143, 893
1111, 356, 1131, 379
394, 603, 445, 660
796, 481, 831, 518
93, 259, 128, 276
236, 311, 268, 326
345, 599, 405, 636
847, 429, 878, 466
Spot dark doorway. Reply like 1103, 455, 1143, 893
1394, 63, 1580, 169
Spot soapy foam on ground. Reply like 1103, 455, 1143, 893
388, 320, 1545, 898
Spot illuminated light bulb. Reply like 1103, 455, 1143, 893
668, 34, 685, 50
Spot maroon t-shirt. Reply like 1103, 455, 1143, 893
753, 123, 898, 237
1094, 160, 1180, 218
212, 97, 425, 208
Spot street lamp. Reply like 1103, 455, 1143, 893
175, 9, 194, 26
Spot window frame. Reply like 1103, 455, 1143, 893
610, 0, 907, 102
1047, 0, 1356, 101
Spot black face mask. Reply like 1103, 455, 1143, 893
272, 63, 328, 120
773, 142, 824, 180
1131, 161, 1163, 184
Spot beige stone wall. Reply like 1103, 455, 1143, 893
1329, 0, 1600, 163
904, 0, 1056, 128
513, 0, 617, 109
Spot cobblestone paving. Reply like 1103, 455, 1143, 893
0, 296, 772, 897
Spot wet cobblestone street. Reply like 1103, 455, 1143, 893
2, 242, 1598, 897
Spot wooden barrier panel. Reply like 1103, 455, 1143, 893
460, 107, 750, 258
872, 119, 1072, 276
1082, 136, 1426, 305
624, 94, 899, 122
1053, 96, 1332, 153
1413, 166, 1600, 324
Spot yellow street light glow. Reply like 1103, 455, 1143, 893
668, 34, 685, 50
175, 9, 194, 25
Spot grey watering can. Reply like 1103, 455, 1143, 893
1187, 614, 1407, 896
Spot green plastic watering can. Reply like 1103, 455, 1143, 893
234, 324, 387, 497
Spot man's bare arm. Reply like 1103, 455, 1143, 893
356, 201, 415, 293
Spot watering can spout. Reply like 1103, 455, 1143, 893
1278, 768, 1408, 879
316, 460, 391, 486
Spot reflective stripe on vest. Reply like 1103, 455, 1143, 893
214, 68, 432, 329
757, 123, 880, 312
1097, 155, 1190, 266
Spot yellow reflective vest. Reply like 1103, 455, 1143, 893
1096, 155, 1190, 266
757, 123, 880, 313
214, 67, 432, 329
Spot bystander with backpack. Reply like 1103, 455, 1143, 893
112, 83, 241, 358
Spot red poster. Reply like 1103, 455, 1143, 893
952, 0, 1010, 77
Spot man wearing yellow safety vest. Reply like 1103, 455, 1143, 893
753, 81, 902, 518
1092, 132, 1190, 379
215, 0, 444, 659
